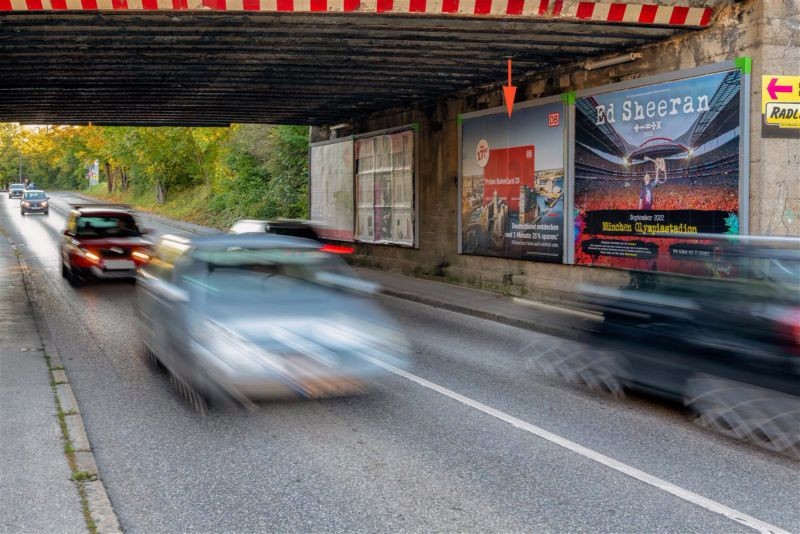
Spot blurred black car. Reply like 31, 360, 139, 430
229, 219, 354, 254
229, 219, 320, 241
539, 235, 800, 456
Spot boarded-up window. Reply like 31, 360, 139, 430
354, 130, 414, 246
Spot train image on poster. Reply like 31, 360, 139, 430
574, 69, 743, 274
460, 101, 565, 262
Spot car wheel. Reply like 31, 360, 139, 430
527, 346, 626, 399
61, 261, 68, 278
143, 345, 164, 372
44, 210, 49, 216
684, 374, 800, 459
169, 372, 209, 415
20, 210, 25, 216
67, 266, 84, 287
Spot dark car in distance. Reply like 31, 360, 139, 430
20, 190, 49, 215
60, 205, 153, 286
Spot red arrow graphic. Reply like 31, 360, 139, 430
767, 77, 793, 100
502, 58, 517, 118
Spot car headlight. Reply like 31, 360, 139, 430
41, 201, 48, 207
190, 318, 286, 373
21, 201, 29, 207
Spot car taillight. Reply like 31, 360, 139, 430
777, 307, 800, 353
84, 251, 101, 263
132, 250, 151, 264
320, 244, 354, 254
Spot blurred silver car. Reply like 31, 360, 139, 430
136, 233, 408, 412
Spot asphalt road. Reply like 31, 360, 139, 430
2, 192, 798, 533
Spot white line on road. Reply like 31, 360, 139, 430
364, 356, 788, 534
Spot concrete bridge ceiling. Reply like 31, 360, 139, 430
0, 3, 720, 126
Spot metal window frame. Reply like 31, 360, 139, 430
352, 124, 419, 249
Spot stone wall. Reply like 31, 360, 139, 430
315, 0, 799, 303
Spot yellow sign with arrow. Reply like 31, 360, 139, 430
762, 75, 800, 137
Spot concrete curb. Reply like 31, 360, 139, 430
6, 234, 122, 534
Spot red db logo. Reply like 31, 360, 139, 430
548, 112, 560, 127
475, 139, 490, 168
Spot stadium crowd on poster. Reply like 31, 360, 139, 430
459, 98, 567, 262
310, 126, 416, 247
573, 65, 745, 275
309, 138, 355, 242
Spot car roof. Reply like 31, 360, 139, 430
230, 219, 313, 227
23, 190, 45, 194
10, 183, 25, 187
73, 207, 134, 216
163, 232, 321, 251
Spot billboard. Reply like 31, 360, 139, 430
460, 101, 565, 262
574, 69, 744, 274
309, 139, 354, 241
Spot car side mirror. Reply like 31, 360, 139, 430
140, 227, 153, 235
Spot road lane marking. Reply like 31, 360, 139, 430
364, 356, 788, 534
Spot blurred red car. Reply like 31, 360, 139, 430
60, 205, 153, 286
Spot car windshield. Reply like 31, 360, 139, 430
191, 247, 354, 285
76, 215, 140, 237
23, 191, 46, 200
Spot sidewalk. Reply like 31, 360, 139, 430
0, 237, 85, 533
354, 267, 602, 339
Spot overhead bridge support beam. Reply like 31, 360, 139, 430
0, 0, 713, 28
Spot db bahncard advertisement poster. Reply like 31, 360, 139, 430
461, 102, 565, 262
574, 69, 742, 274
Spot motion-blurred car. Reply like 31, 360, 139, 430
541, 235, 800, 456
8, 183, 25, 199
20, 190, 49, 215
136, 233, 408, 412
60, 204, 153, 286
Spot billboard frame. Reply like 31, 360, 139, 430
457, 93, 568, 261
572, 59, 751, 248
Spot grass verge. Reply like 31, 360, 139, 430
45, 351, 98, 534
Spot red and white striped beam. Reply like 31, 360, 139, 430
0, 0, 714, 27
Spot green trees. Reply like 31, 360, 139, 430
0, 123, 309, 227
